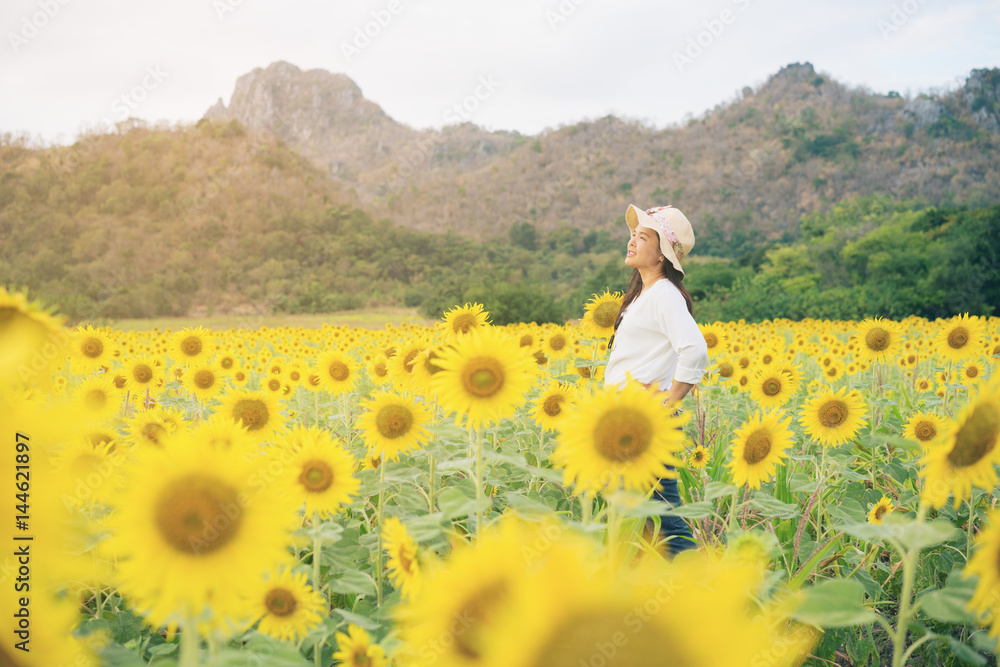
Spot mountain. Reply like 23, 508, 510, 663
203, 61, 1000, 249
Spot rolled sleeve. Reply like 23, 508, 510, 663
654, 286, 710, 385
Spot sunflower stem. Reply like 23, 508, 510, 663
891, 503, 927, 667
607, 499, 620, 573
816, 446, 827, 542
428, 453, 436, 513
312, 510, 323, 596
342, 391, 352, 445
967, 491, 978, 561
179, 616, 199, 667
474, 425, 484, 538
376, 462, 385, 608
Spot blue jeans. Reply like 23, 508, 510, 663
651, 466, 697, 556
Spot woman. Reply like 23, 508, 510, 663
604, 203, 709, 556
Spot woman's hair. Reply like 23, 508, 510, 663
611, 257, 694, 342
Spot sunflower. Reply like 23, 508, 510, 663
699, 323, 729, 357
0, 288, 67, 390
748, 363, 801, 410
123, 407, 176, 448
552, 379, 688, 495
357, 391, 432, 461
368, 357, 392, 386
169, 326, 213, 364
182, 363, 226, 402
106, 432, 298, 630
821, 359, 846, 382
688, 444, 710, 469
854, 317, 901, 364
938, 314, 987, 362
71, 324, 116, 374
73, 374, 121, 422
285, 431, 360, 517
964, 508, 1000, 639
441, 302, 491, 339
215, 388, 286, 444
920, 381, 1000, 509
530, 382, 578, 433
383, 516, 422, 599
245, 569, 325, 643
120, 354, 165, 394
431, 327, 537, 428
727, 411, 795, 489
316, 349, 359, 395
410, 345, 449, 395
799, 387, 868, 447
867, 495, 894, 525
541, 327, 573, 361
903, 411, 947, 446
52, 440, 124, 508
389, 336, 429, 389
580, 290, 622, 341
960, 361, 986, 386
333, 623, 389, 667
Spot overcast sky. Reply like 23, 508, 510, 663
1, 0, 998, 145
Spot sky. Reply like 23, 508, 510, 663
1, 0, 998, 145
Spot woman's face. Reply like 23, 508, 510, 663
625, 225, 661, 270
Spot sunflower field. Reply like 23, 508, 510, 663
3, 287, 1000, 667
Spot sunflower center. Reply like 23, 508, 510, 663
865, 328, 890, 352
84, 389, 108, 410
576, 366, 592, 379
376, 404, 414, 439
947, 326, 970, 349
299, 460, 334, 492
307, 373, 321, 387
594, 408, 652, 462
422, 350, 444, 375
403, 350, 420, 373
873, 504, 888, 521
519, 334, 533, 347
373, 361, 388, 378
761, 377, 782, 396
231, 398, 269, 431
453, 580, 509, 659
946, 403, 1000, 468
267, 378, 281, 391
220, 356, 234, 369
142, 422, 168, 446
81, 337, 104, 358
461, 358, 505, 398
818, 400, 848, 428
966, 366, 979, 379
264, 587, 298, 617
742, 429, 772, 465
133, 364, 153, 383
718, 361, 734, 378
527, 610, 682, 667
914, 420, 937, 442
704, 333, 719, 349
543, 394, 565, 417
549, 335, 566, 351
328, 361, 350, 382
179, 336, 202, 357
155, 475, 242, 555
113, 374, 127, 388
738, 356, 750, 369
194, 369, 216, 389
452, 313, 479, 334
592, 302, 619, 329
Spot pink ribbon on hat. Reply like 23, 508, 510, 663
645, 205, 686, 261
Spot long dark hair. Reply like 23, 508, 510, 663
609, 258, 694, 348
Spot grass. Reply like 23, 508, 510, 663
102, 307, 437, 332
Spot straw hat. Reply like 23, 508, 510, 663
625, 204, 696, 275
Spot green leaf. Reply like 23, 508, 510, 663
971, 631, 1000, 655
749, 492, 800, 519
704, 481, 737, 500
328, 570, 376, 596
898, 518, 960, 551
918, 572, 977, 624
333, 608, 381, 630
944, 635, 987, 666
791, 578, 878, 628
662, 500, 715, 519
435, 487, 490, 519
100, 645, 150, 667
110, 609, 143, 644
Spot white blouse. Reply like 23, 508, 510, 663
604, 279, 709, 392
